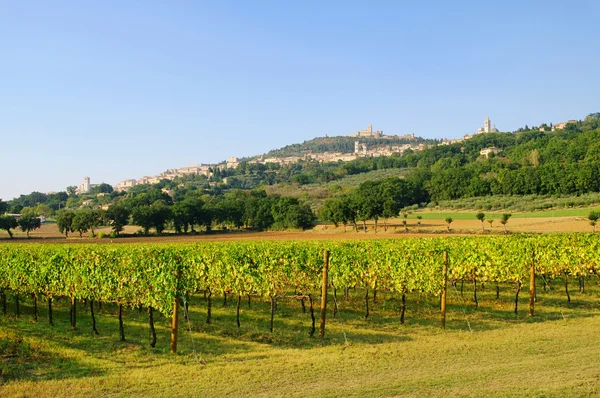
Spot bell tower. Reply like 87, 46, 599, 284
484, 117, 491, 133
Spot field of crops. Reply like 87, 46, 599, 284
1, 235, 598, 348
2, 234, 600, 396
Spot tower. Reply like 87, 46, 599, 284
354, 141, 360, 154
484, 117, 491, 133
83, 176, 90, 193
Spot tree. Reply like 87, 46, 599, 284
67, 186, 78, 197
0, 215, 18, 238
402, 212, 409, 232
319, 199, 339, 228
172, 196, 206, 233
105, 204, 130, 236
56, 210, 76, 237
18, 214, 41, 237
352, 180, 383, 233
416, 215, 422, 232
131, 201, 172, 235
588, 211, 599, 233
500, 213, 512, 234
149, 201, 172, 234
89, 183, 114, 195
476, 212, 485, 233
0, 199, 7, 214
272, 197, 316, 230
35, 203, 53, 218
379, 178, 412, 231
320, 196, 354, 232
219, 191, 246, 229
72, 210, 98, 238
487, 219, 494, 229
445, 217, 453, 233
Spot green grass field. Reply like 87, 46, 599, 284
2, 277, 600, 397
413, 207, 596, 220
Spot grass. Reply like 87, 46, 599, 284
433, 193, 600, 213
414, 207, 595, 220
2, 277, 600, 397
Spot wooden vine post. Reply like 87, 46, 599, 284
441, 250, 448, 329
170, 269, 180, 354
319, 250, 329, 339
529, 250, 535, 317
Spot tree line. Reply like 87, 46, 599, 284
319, 177, 422, 232
44, 189, 315, 238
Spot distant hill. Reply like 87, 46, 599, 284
261, 135, 428, 158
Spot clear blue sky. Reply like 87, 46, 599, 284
1, 0, 598, 200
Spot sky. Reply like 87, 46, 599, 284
1, 0, 599, 200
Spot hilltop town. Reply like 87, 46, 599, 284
72, 116, 578, 194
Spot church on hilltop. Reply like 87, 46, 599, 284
477, 116, 499, 134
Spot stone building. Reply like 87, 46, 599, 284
76, 176, 99, 194
353, 124, 383, 138
477, 117, 499, 134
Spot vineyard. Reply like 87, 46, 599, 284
1, 234, 599, 352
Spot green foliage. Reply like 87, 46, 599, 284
55, 210, 75, 237
271, 197, 316, 230
104, 204, 130, 236
1, 235, 598, 320
0, 216, 18, 238
589, 211, 599, 232
500, 213, 512, 233
88, 183, 113, 195
34, 204, 53, 218
17, 214, 41, 237
320, 177, 424, 230
0, 199, 7, 214
131, 200, 172, 235
445, 217, 453, 232
71, 209, 101, 238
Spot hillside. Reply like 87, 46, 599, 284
262, 135, 426, 158
5, 113, 600, 228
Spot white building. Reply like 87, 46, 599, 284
76, 176, 99, 194
477, 117, 499, 134
480, 147, 501, 158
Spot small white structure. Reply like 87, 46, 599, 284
480, 147, 501, 158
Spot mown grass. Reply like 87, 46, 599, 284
413, 207, 595, 220
1, 277, 600, 397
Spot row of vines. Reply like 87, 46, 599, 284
1, 235, 598, 317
